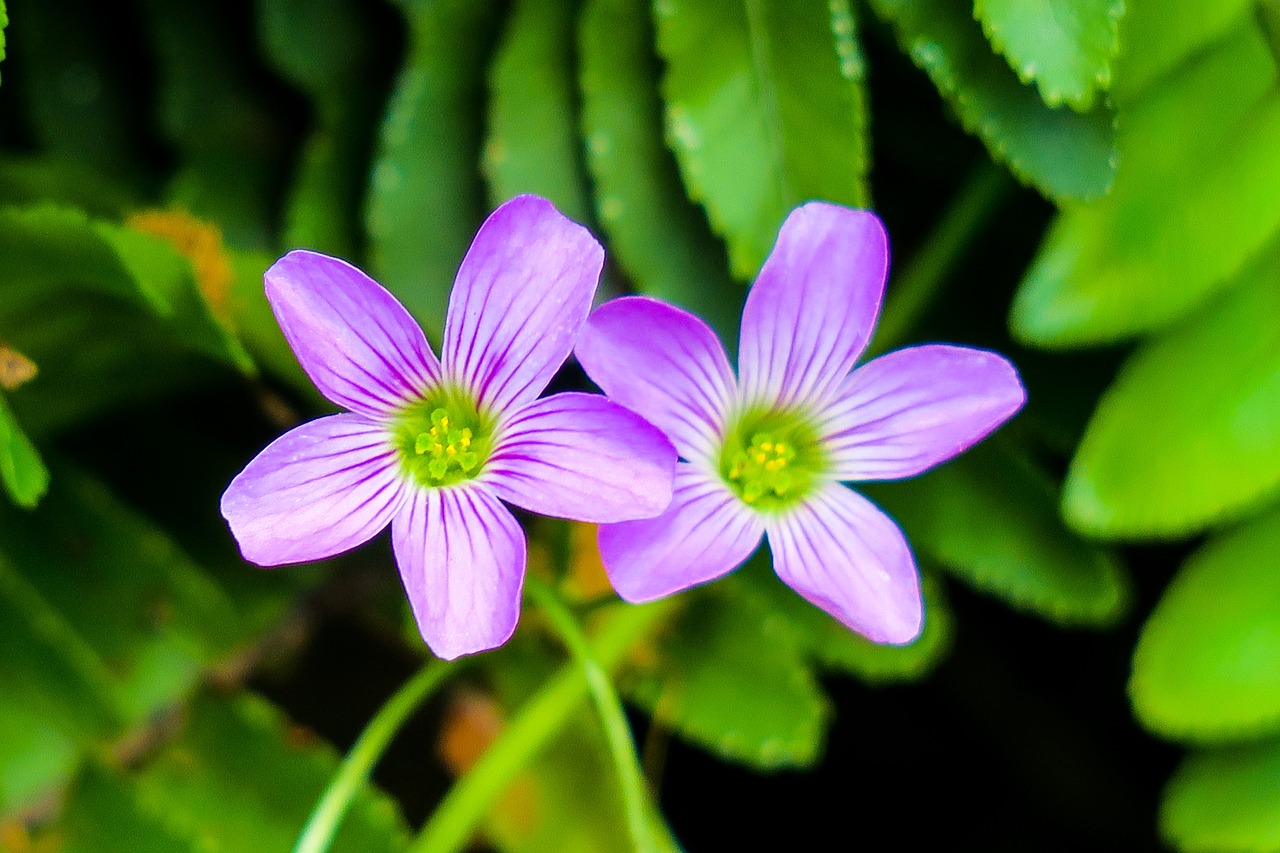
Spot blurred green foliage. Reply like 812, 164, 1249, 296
1, 0, 1278, 850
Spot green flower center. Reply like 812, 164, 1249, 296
393, 390, 494, 487
719, 408, 827, 512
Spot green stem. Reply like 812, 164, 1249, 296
409, 596, 677, 853
525, 576, 665, 852
868, 160, 1013, 357
294, 659, 462, 853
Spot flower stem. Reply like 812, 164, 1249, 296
868, 160, 1013, 357
524, 576, 670, 852
408, 596, 677, 853
294, 658, 462, 853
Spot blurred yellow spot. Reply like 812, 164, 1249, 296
127, 209, 234, 325
563, 522, 612, 601
437, 689, 539, 838
0, 345, 37, 392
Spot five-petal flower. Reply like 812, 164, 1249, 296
221, 196, 676, 659
575, 202, 1026, 643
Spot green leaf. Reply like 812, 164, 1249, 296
259, 0, 383, 258
1064, 239, 1280, 539
1161, 737, 1280, 853
0, 394, 48, 508
624, 577, 829, 770
1130, 504, 1280, 742
137, 0, 291, 249
0, 465, 240, 719
744, 562, 953, 683
1010, 20, 1280, 347
0, 205, 252, 432
864, 439, 1131, 627
871, 0, 1116, 201
655, 0, 869, 279
365, 0, 498, 340
578, 0, 744, 346
973, 0, 1122, 110
1113, 0, 1255, 101
0, 1, 8, 88
49, 693, 409, 853
484, 0, 594, 225
0, 155, 133, 218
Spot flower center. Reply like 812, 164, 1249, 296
719, 408, 827, 512
393, 390, 494, 487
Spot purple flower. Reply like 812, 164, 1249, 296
576, 203, 1025, 643
221, 196, 676, 659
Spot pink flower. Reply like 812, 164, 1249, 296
576, 203, 1025, 643
221, 196, 676, 659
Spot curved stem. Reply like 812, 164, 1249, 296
524, 576, 666, 852
409, 596, 677, 853
294, 658, 462, 853
868, 160, 1013, 357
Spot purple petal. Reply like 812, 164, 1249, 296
576, 296, 736, 464
486, 392, 676, 523
443, 196, 604, 413
738, 204, 888, 411
220, 413, 407, 566
598, 464, 764, 602
392, 484, 526, 660
767, 483, 921, 644
819, 345, 1026, 481
265, 251, 442, 417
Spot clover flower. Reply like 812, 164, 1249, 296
221, 196, 676, 659
576, 203, 1025, 643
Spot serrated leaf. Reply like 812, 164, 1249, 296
973, 0, 1122, 110
1011, 20, 1280, 347
1064, 238, 1280, 539
1113, 0, 1255, 101
655, 0, 869, 279
1161, 737, 1280, 853
578, 0, 744, 346
484, 0, 594, 225
864, 439, 1131, 627
47, 693, 409, 853
365, 0, 498, 340
0, 394, 48, 508
872, 0, 1116, 201
624, 578, 829, 770
1130, 505, 1280, 742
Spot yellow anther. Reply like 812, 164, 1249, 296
760, 441, 774, 451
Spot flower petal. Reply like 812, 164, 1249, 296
220, 413, 407, 566
443, 196, 604, 413
575, 296, 736, 464
738, 204, 888, 411
598, 464, 763, 602
767, 483, 921, 644
486, 392, 676, 523
266, 250, 441, 417
392, 485, 526, 660
819, 344, 1026, 481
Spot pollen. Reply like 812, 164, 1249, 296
719, 408, 826, 512
413, 408, 480, 481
